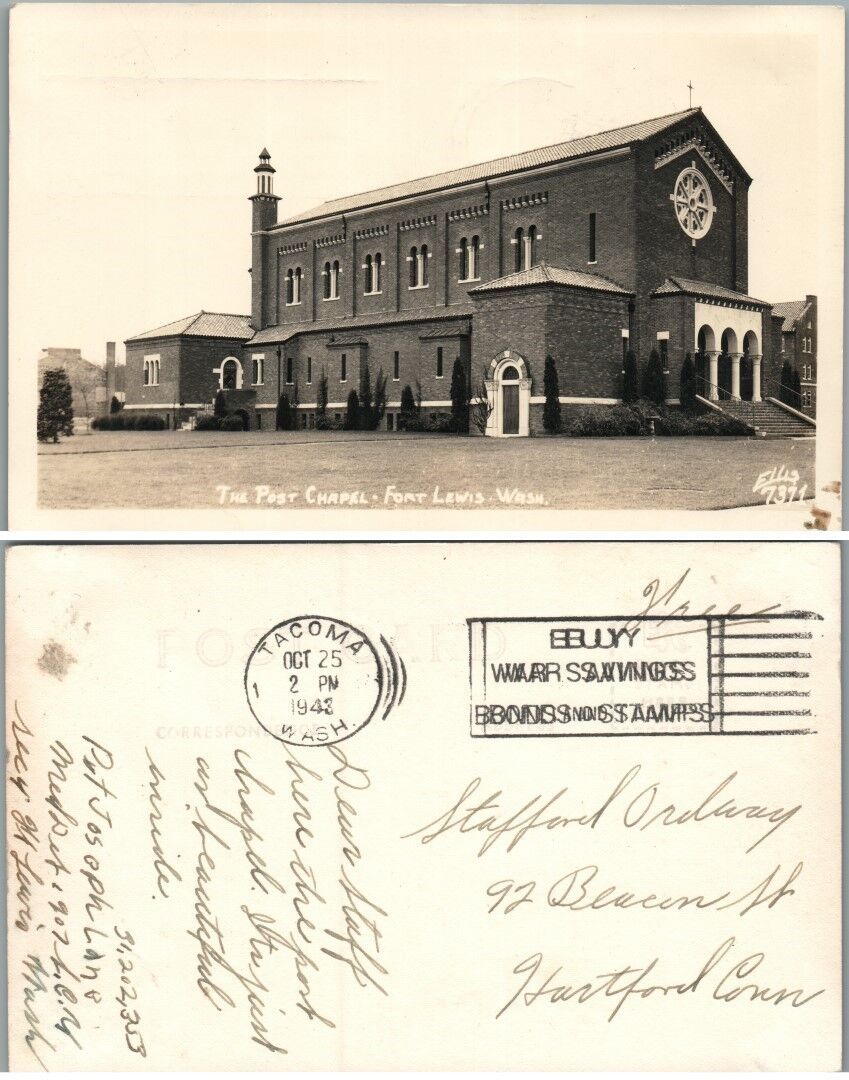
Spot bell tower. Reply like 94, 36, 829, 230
250, 148, 280, 231
249, 149, 280, 330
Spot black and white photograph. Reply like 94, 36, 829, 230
9, 4, 843, 528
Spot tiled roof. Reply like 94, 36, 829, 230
247, 305, 476, 346
419, 320, 471, 338
126, 311, 253, 343
470, 261, 631, 296
772, 299, 810, 333
652, 276, 768, 307
278, 108, 702, 227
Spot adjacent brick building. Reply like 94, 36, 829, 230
772, 296, 818, 417
124, 107, 805, 435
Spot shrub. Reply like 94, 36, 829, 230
561, 404, 643, 437
450, 357, 469, 433
425, 412, 455, 433
622, 350, 639, 403
399, 384, 417, 430
642, 349, 665, 405
214, 389, 227, 418
317, 371, 329, 421
194, 414, 220, 431
110, 395, 123, 414
359, 362, 373, 429
315, 414, 344, 431
343, 389, 361, 431
679, 352, 697, 411
220, 414, 244, 431
135, 414, 166, 430
37, 368, 74, 442
542, 355, 561, 434
276, 393, 294, 431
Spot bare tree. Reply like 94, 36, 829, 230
470, 374, 494, 434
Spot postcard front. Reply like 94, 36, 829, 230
9, 4, 844, 531
5, 542, 841, 1069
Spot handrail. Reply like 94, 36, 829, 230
692, 374, 757, 430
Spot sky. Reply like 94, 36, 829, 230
10, 3, 843, 368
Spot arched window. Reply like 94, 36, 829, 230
514, 228, 524, 272
409, 246, 418, 288
420, 244, 429, 287
364, 254, 373, 294
331, 260, 340, 299
323, 261, 331, 300
374, 253, 382, 293
470, 235, 480, 280
293, 267, 301, 304
143, 359, 149, 386
286, 269, 294, 306
458, 237, 468, 280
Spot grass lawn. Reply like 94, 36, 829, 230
37, 429, 815, 511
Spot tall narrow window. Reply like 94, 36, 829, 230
323, 261, 331, 300
589, 213, 597, 263
458, 237, 468, 280
331, 261, 340, 299
470, 235, 480, 279
436, 346, 444, 378
364, 254, 373, 294
393, 350, 400, 381
514, 228, 524, 272
307, 357, 313, 384
293, 268, 302, 304
286, 269, 294, 306
525, 226, 537, 270
341, 353, 347, 382
421, 244, 429, 286
253, 356, 264, 385
659, 338, 668, 371
409, 246, 418, 288
286, 357, 294, 384
374, 253, 382, 292
143, 359, 150, 386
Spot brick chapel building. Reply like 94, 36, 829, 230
124, 107, 806, 435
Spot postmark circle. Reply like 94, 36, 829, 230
245, 616, 382, 747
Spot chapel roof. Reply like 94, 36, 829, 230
469, 261, 632, 296
247, 305, 475, 346
125, 311, 254, 343
277, 107, 709, 228
652, 276, 768, 308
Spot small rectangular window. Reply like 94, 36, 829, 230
307, 357, 312, 384
589, 213, 597, 263
341, 354, 347, 382
393, 351, 400, 381
387, 413, 394, 431
436, 346, 444, 378
286, 357, 294, 384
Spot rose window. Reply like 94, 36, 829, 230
671, 166, 714, 240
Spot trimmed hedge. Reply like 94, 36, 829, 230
91, 414, 166, 431
559, 402, 752, 438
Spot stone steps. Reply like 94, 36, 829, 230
713, 399, 816, 438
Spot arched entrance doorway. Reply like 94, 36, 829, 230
218, 357, 243, 390
484, 351, 531, 437
500, 365, 521, 434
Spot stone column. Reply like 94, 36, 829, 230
706, 350, 720, 401
751, 354, 762, 402
730, 352, 742, 401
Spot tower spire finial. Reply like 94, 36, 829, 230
687, 80, 694, 109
